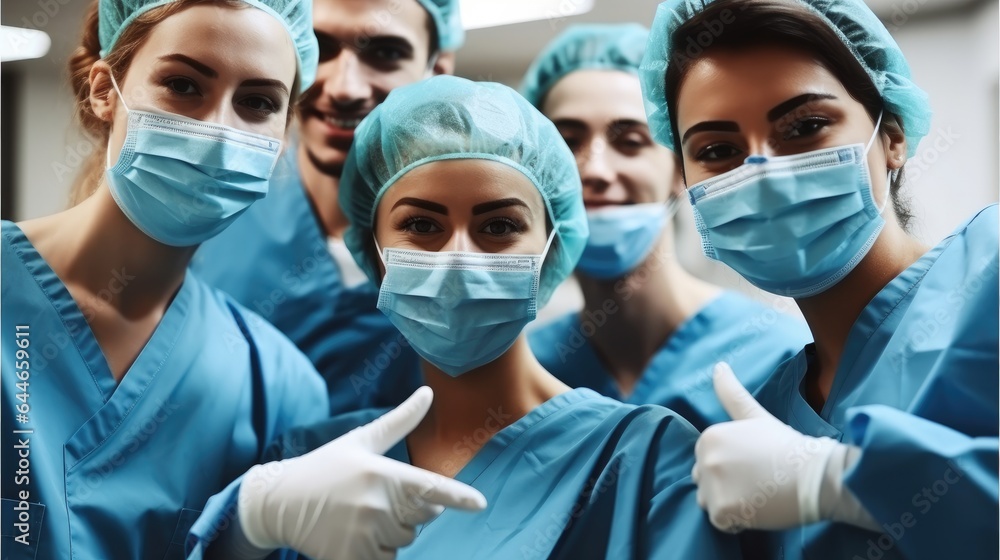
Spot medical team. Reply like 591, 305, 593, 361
0, 0, 995, 559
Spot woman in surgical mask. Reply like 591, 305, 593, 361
640, 0, 998, 558
225, 75, 744, 559
521, 24, 811, 431
0, 1, 481, 559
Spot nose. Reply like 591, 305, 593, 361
746, 137, 778, 159
322, 50, 372, 109
198, 103, 239, 129
441, 230, 476, 253
578, 138, 616, 190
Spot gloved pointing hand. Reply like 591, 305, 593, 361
692, 363, 880, 534
238, 386, 488, 560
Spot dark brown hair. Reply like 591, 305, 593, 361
664, 0, 913, 228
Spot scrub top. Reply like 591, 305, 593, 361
191, 148, 422, 414
747, 205, 999, 560
0, 221, 329, 560
188, 389, 744, 559
529, 291, 811, 430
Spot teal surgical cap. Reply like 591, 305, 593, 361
639, 0, 931, 157
340, 75, 587, 307
98, 0, 318, 91
521, 23, 649, 108
416, 0, 465, 51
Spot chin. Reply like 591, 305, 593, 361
302, 143, 348, 176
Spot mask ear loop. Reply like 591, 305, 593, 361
105, 71, 131, 170
372, 233, 386, 268
863, 110, 891, 214
424, 51, 440, 79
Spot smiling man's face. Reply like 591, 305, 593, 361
298, 0, 436, 176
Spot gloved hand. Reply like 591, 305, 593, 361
238, 386, 488, 560
693, 363, 880, 533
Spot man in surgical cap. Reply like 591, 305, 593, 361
191, 0, 464, 414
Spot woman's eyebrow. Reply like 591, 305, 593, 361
391, 197, 448, 215
472, 198, 530, 215
159, 54, 217, 78
241, 79, 289, 96
681, 121, 740, 145
767, 93, 837, 122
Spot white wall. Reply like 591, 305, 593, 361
890, 0, 1000, 244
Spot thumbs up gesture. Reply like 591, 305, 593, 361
693, 363, 841, 533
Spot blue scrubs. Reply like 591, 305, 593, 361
0, 222, 328, 560
529, 291, 810, 430
188, 389, 743, 559
191, 149, 422, 414
747, 205, 999, 560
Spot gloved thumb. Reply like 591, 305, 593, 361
713, 362, 771, 421
342, 386, 433, 453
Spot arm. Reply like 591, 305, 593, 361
187, 387, 486, 560
842, 405, 999, 559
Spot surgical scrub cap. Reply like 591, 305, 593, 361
340, 75, 587, 307
417, 0, 465, 51
98, 0, 319, 91
639, 0, 931, 157
521, 23, 649, 108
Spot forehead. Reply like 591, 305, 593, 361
133, 5, 296, 81
677, 45, 847, 124
382, 159, 546, 210
313, 0, 430, 46
543, 70, 647, 124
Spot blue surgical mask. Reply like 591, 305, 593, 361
576, 199, 678, 279
688, 112, 889, 298
375, 230, 556, 377
105, 74, 282, 247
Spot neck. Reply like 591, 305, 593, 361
20, 185, 194, 314
575, 232, 721, 395
297, 144, 351, 238
795, 220, 929, 409
408, 337, 569, 473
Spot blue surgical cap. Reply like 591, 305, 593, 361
98, 0, 318, 91
521, 23, 649, 108
341, 75, 587, 307
416, 0, 465, 52
639, 0, 931, 157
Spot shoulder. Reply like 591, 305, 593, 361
704, 291, 809, 342
194, 279, 328, 399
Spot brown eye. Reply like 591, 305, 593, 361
401, 217, 441, 234
481, 218, 519, 236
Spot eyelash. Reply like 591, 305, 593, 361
161, 77, 280, 118
396, 216, 523, 236
481, 217, 521, 236
164, 76, 200, 96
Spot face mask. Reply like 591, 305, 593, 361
576, 199, 678, 279
688, 111, 889, 298
105, 74, 282, 247
375, 230, 556, 377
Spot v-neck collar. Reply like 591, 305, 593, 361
784, 238, 951, 436
391, 389, 603, 485
4, 222, 194, 403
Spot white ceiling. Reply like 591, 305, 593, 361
0, 0, 984, 83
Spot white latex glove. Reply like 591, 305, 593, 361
238, 386, 487, 560
693, 363, 880, 533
